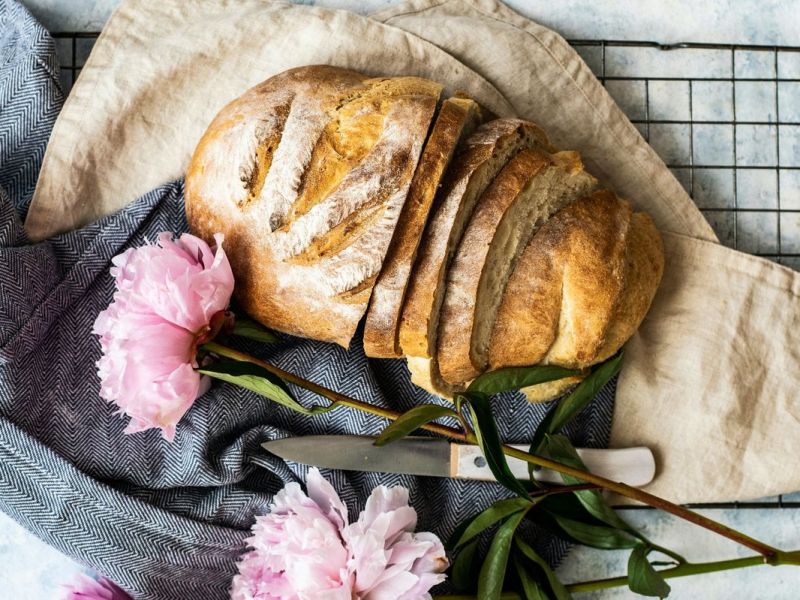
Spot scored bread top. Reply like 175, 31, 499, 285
363, 96, 483, 358
489, 190, 643, 370
185, 66, 441, 347
437, 149, 597, 385
398, 119, 553, 360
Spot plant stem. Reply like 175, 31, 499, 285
498, 445, 777, 559
528, 483, 600, 498
204, 342, 780, 559
204, 342, 468, 441
436, 551, 800, 598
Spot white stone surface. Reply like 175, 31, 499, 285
6, 1, 800, 598
18, 0, 800, 45
557, 507, 800, 599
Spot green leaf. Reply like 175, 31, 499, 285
449, 497, 533, 549
374, 404, 458, 446
529, 352, 623, 456
513, 554, 551, 600
451, 539, 480, 592
467, 365, 581, 396
514, 536, 571, 600
628, 545, 671, 598
549, 513, 638, 550
541, 434, 633, 533
231, 317, 280, 344
549, 353, 623, 434
200, 360, 337, 416
459, 392, 532, 499
478, 507, 532, 600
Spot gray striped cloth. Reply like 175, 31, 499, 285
0, 2, 616, 597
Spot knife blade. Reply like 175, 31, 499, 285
261, 435, 655, 487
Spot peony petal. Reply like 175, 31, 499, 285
360, 571, 419, 600
306, 468, 349, 530
62, 574, 131, 600
359, 485, 413, 532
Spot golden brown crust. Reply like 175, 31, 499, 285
594, 211, 665, 363
518, 211, 663, 403
363, 96, 483, 358
398, 119, 553, 359
489, 190, 632, 370
186, 66, 441, 347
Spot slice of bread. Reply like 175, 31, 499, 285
186, 66, 441, 347
398, 120, 553, 359
363, 96, 483, 358
437, 149, 597, 385
398, 119, 553, 395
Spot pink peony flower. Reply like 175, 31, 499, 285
62, 574, 131, 600
230, 469, 448, 600
93, 232, 234, 440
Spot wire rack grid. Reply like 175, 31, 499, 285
50, 33, 800, 510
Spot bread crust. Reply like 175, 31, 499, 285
363, 96, 482, 358
186, 66, 441, 347
489, 190, 632, 370
593, 211, 665, 363
413, 190, 663, 402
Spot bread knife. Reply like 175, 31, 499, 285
261, 435, 655, 487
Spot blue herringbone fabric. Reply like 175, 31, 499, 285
0, 2, 616, 598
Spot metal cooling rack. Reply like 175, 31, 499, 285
50, 33, 800, 509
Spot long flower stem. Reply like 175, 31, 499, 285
529, 483, 600, 498
204, 342, 780, 559
436, 550, 800, 598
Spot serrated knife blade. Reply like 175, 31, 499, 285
261, 435, 656, 487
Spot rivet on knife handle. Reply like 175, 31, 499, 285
451, 444, 656, 487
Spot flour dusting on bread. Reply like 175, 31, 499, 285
186, 66, 665, 400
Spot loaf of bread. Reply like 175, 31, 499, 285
187, 66, 665, 405
186, 66, 441, 346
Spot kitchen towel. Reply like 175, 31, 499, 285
22, 0, 800, 504
0, 1, 614, 597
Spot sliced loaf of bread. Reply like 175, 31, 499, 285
437, 149, 597, 385
363, 96, 483, 358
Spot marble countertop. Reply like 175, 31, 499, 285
6, 1, 800, 598
20, 0, 800, 45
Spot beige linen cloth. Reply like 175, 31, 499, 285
24, 0, 800, 503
